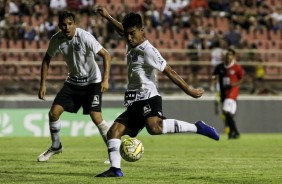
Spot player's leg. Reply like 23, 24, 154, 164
90, 111, 109, 144
38, 83, 76, 161
143, 96, 219, 140
95, 121, 128, 177
86, 83, 109, 144
222, 98, 240, 139
37, 104, 64, 162
96, 109, 139, 177
145, 117, 219, 140
89, 111, 110, 164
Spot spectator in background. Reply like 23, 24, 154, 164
139, 0, 160, 28
80, 0, 94, 15
227, 0, 251, 30
253, 58, 265, 94
198, 23, 216, 49
0, 13, 18, 39
269, 6, 282, 30
49, 0, 67, 15
212, 48, 244, 139
187, 30, 203, 87
9, 0, 19, 15
39, 16, 57, 39
223, 24, 242, 48
188, 0, 209, 16
18, 22, 38, 41
0, 0, 6, 21
31, 1, 44, 20
16, 0, 31, 16
208, 0, 230, 13
256, 3, 272, 29
210, 41, 223, 72
163, 0, 188, 28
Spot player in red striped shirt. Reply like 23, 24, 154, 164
212, 48, 245, 139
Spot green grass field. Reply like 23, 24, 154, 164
0, 134, 281, 184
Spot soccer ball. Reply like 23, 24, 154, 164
120, 137, 144, 162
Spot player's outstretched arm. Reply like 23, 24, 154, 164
96, 7, 124, 36
38, 53, 51, 100
163, 64, 204, 98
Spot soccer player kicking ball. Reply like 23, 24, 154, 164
95, 7, 220, 177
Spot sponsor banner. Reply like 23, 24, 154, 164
0, 108, 125, 137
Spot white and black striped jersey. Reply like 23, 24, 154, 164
124, 40, 167, 106
47, 28, 103, 86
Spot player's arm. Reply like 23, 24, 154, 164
97, 48, 111, 93
96, 7, 124, 36
38, 53, 52, 100
162, 64, 204, 98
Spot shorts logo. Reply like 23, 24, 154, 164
91, 95, 99, 107
143, 105, 151, 116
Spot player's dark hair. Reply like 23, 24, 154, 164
227, 48, 236, 55
122, 12, 143, 29
58, 11, 75, 24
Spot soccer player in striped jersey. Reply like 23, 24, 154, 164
96, 7, 220, 177
37, 11, 111, 162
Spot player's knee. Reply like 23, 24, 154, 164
90, 113, 103, 124
145, 120, 162, 135
48, 111, 60, 122
106, 123, 124, 139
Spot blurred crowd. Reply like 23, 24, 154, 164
0, 0, 281, 50
0, 0, 281, 94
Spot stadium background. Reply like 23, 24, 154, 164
1, 0, 282, 136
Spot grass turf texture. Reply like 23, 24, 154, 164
0, 134, 281, 184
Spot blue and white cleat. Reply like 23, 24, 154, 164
195, 121, 220, 141
95, 167, 123, 177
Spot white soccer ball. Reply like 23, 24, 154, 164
120, 137, 144, 162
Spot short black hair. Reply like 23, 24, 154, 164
58, 11, 75, 24
227, 48, 236, 55
122, 12, 143, 29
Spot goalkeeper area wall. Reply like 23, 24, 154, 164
0, 94, 281, 136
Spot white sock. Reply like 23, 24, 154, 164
108, 139, 121, 168
162, 119, 197, 134
49, 120, 61, 148
97, 120, 109, 144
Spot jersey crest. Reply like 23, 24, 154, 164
73, 42, 81, 51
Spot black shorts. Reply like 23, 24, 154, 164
116, 95, 165, 137
53, 82, 102, 114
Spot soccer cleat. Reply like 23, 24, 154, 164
37, 143, 63, 162
195, 121, 220, 141
95, 167, 123, 177
228, 132, 240, 140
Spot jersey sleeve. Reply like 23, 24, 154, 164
85, 32, 103, 54
237, 64, 245, 79
145, 46, 167, 72
46, 36, 58, 57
